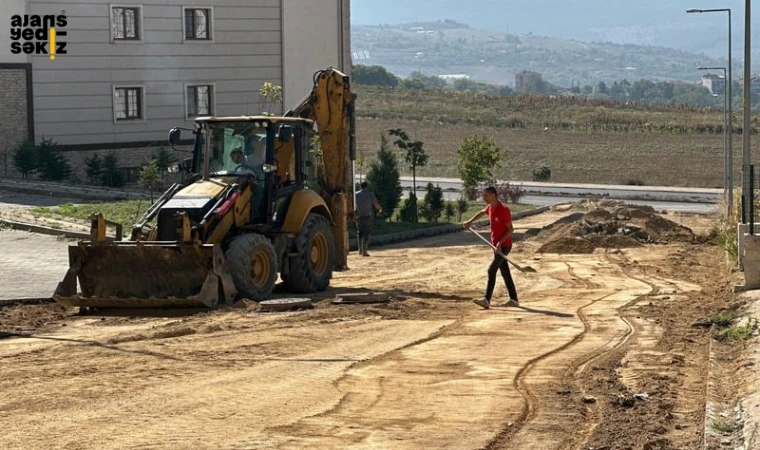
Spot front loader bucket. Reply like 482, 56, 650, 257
53, 242, 237, 309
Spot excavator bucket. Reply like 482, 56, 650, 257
53, 241, 237, 309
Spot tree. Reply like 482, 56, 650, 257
84, 154, 103, 185
365, 133, 403, 221
444, 201, 456, 222
101, 153, 125, 188
388, 128, 428, 222
152, 148, 177, 179
596, 81, 609, 95
422, 182, 444, 222
355, 154, 367, 183
456, 136, 504, 199
12, 140, 38, 179
35, 138, 70, 182
456, 197, 469, 222
352, 64, 400, 88
398, 193, 419, 223
259, 81, 282, 116
138, 159, 163, 202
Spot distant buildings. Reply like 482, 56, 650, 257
515, 70, 542, 91
700, 73, 726, 96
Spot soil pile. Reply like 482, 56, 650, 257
536, 203, 697, 254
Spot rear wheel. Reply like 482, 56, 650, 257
225, 234, 278, 301
282, 213, 334, 293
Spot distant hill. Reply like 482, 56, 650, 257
351, 0, 760, 65
351, 21, 736, 88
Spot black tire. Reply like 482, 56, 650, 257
225, 233, 278, 301
282, 213, 335, 293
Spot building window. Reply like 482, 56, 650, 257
186, 84, 213, 117
184, 8, 212, 40
111, 6, 141, 41
114, 86, 143, 121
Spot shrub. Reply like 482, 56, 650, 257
422, 182, 444, 222
477, 181, 526, 204
101, 154, 125, 188
138, 159, 163, 202
456, 197, 469, 222
85, 154, 103, 185
399, 193, 419, 222
444, 201, 456, 222
36, 138, 71, 181
12, 140, 38, 179
532, 166, 552, 181
12, 138, 70, 181
152, 148, 177, 178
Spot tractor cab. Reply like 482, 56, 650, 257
169, 116, 323, 227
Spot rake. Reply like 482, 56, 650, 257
467, 227, 537, 273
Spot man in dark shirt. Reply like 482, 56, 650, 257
462, 186, 519, 309
355, 182, 383, 256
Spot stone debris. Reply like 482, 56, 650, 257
536, 201, 698, 254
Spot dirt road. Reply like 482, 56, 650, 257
0, 205, 733, 449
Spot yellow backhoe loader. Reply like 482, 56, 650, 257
53, 67, 356, 309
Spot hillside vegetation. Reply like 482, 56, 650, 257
351, 21, 730, 88
352, 85, 756, 188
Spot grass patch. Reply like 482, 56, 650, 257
30, 200, 151, 231
720, 318, 757, 342
708, 308, 743, 328
712, 420, 737, 433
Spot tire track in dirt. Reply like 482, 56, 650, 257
561, 253, 660, 450
485, 254, 659, 450
483, 260, 609, 450
271, 315, 467, 428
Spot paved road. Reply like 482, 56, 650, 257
0, 229, 72, 300
387, 176, 722, 199
357, 175, 722, 203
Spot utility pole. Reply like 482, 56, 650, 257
742, 0, 752, 226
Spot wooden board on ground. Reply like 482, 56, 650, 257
258, 298, 314, 312
332, 292, 391, 305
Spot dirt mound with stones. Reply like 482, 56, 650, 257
536, 203, 697, 254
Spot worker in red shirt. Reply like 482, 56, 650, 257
462, 186, 519, 309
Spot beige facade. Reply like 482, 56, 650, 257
0, 0, 350, 179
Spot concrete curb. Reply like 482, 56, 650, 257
0, 178, 552, 250
0, 179, 147, 201
0, 218, 90, 240
348, 206, 551, 250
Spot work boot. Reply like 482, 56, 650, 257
473, 297, 490, 309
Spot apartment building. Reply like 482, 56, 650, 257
514, 70, 541, 92
0, 0, 350, 176
700, 73, 726, 96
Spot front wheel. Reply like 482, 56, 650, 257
225, 233, 278, 301
282, 213, 335, 293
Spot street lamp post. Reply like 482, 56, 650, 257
742, 0, 751, 228
698, 66, 729, 215
687, 8, 733, 220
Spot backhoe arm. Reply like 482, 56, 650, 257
285, 67, 357, 270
